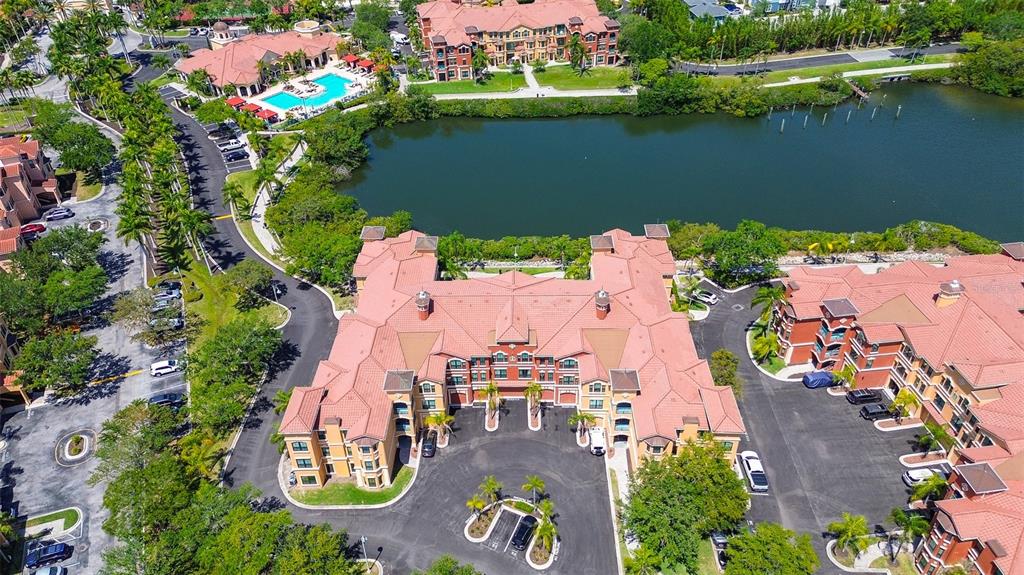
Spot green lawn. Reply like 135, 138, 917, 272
148, 72, 176, 88
0, 105, 29, 128
661, 539, 719, 575
55, 168, 102, 201
413, 72, 528, 94
481, 267, 560, 275
870, 552, 918, 575
26, 508, 80, 530
176, 257, 288, 345
226, 133, 300, 205
747, 329, 786, 374
293, 467, 414, 506
760, 53, 955, 84
534, 65, 629, 90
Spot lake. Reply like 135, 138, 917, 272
341, 84, 1024, 241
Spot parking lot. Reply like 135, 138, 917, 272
296, 401, 617, 575
689, 283, 921, 573
157, 85, 254, 175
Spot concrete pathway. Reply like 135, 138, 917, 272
432, 85, 637, 100
763, 62, 954, 88
248, 141, 307, 257
521, 64, 541, 89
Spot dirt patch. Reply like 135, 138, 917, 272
468, 506, 499, 538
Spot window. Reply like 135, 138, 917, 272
349, 462, 356, 473
614, 418, 630, 431
421, 382, 436, 394
589, 382, 605, 393
585, 33, 596, 41
326, 463, 335, 474
865, 359, 874, 369
518, 368, 532, 379
471, 372, 481, 382
537, 371, 547, 382
616, 402, 632, 414
518, 352, 532, 362
589, 399, 604, 410
458, 46, 470, 54
360, 446, 373, 454
393, 403, 409, 416
719, 441, 734, 451
300, 475, 317, 485
366, 477, 378, 487
449, 358, 466, 369
942, 378, 954, 395
423, 399, 436, 410
321, 446, 330, 457
291, 441, 309, 453
560, 375, 577, 386
933, 396, 946, 411
450, 375, 465, 385
460, 70, 469, 78
364, 460, 376, 471
396, 419, 411, 432
871, 343, 880, 353
493, 352, 508, 363
559, 358, 578, 369
472, 357, 488, 367
649, 445, 663, 454
296, 458, 313, 469
317, 431, 327, 441
495, 368, 507, 379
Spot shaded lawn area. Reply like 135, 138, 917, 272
226, 133, 299, 205
0, 105, 29, 128
747, 328, 786, 374
293, 466, 414, 506
871, 553, 918, 575
481, 267, 559, 275
534, 65, 629, 90
176, 257, 288, 345
661, 539, 719, 575
413, 72, 528, 94
56, 168, 102, 201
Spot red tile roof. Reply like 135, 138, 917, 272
417, 0, 617, 47
281, 229, 744, 442
0, 227, 21, 256
174, 30, 340, 88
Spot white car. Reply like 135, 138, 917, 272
216, 139, 244, 152
390, 31, 409, 45
693, 289, 719, 305
589, 427, 606, 456
150, 359, 182, 377
740, 450, 769, 492
902, 468, 938, 487
154, 288, 182, 301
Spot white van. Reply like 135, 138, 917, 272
150, 359, 182, 377
589, 427, 606, 456
390, 31, 409, 45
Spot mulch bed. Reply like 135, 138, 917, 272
530, 539, 552, 564
878, 418, 922, 429
468, 506, 499, 539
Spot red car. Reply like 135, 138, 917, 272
20, 223, 46, 235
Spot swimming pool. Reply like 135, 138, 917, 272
260, 73, 355, 110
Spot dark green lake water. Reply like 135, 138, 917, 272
342, 84, 1024, 241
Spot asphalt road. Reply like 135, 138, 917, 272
689, 283, 921, 574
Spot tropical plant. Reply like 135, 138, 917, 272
0, 510, 17, 546
567, 33, 588, 70
827, 513, 870, 558
567, 411, 596, 438
483, 381, 501, 417
425, 411, 455, 443
890, 388, 920, 420
887, 508, 929, 560
479, 475, 503, 504
522, 475, 545, 504
625, 545, 661, 575
752, 333, 780, 364
911, 475, 949, 502
535, 519, 557, 551
751, 284, 786, 322
523, 381, 543, 417
466, 494, 486, 517
537, 498, 554, 521
918, 422, 954, 454
269, 423, 285, 454
273, 389, 293, 415
834, 363, 858, 390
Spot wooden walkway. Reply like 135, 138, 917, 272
845, 79, 870, 100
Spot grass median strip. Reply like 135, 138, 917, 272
292, 467, 414, 506
26, 508, 80, 530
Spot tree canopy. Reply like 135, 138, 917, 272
725, 522, 819, 575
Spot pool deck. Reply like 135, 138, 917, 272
253, 65, 373, 117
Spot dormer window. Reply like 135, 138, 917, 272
585, 33, 596, 41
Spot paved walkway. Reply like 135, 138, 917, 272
248, 141, 307, 257
432, 85, 637, 100
521, 64, 541, 89
763, 62, 954, 87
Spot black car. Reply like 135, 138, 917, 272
421, 430, 437, 458
510, 515, 538, 550
847, 388, 883, 405
157, 280, 182, 291
25, 543, 73, 568
224, 149, 249, 162
149, 392, 185, 409
860, 403, 892, 420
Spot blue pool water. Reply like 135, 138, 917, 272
260, 73, 354, 110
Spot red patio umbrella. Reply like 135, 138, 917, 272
240, 103, 262, 113
225, 96, 245, 108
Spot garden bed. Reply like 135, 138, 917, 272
68, 435, 85, 457
468, 505, 500, 539
870, 552, 918, 575
530, 539, 552, 564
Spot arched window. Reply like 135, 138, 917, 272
396, 418, 411, 432
449, 358, 466, 369
559, 358, 578, 369
518, 352, 532, 363
615, 402, 632, 414
493, 352, 508, 363
392, 402, 409, 416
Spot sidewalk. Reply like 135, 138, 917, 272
249, 141, 307, 257
432, 85, 637, 100
763, 62, 954, 87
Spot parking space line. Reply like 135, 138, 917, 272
503, 516, 523, 553
89, 369, 143, 386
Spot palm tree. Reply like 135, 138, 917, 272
484, 381, 500, 419
186, 69, 211, 96
479, 475, 503, 504
834, 363, 857, 390
567, 411, 596, 439
626, 545, 661, 575
751, 284, 786, 322
273, 389, 293, 415
537, 498, 554, 520
221, 179, 248, 212
150, 53, 172, 70
535, 519, 557, 553
567, 34, 588, 70
466, 494, 486, 518
180, 431, 223, 478
752, 333, 780, 364
523, 381, 543, 418
890, 388, 920, 421
911, 475, 949, 502
522, 475, 545, 504
269, 423, 286, 454
887, 508, 928, 560
828, 512, 870, 558
0, 510, 17, 548
425, 411, 455, 443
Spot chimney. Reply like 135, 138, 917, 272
937, 280, 965, 308
416, 290, 431, 320
595, 289, 610, 319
